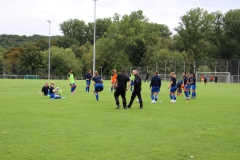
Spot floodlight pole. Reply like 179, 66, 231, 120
47, 20, 51, 80
93, 0, 97, 74
3, 66, 5, 79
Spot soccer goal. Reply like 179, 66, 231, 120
24, 75, 39, 79
196, 72, 231, 83
2, 74, 19, 79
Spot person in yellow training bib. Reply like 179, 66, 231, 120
68, 69, 76, 94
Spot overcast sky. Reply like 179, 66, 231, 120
0, 0, 239, 36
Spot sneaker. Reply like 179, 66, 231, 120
151, 100, 156, 103
116, 105, 120, 109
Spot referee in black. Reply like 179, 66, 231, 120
127, 70, 143, 109
114, 68, 130, 109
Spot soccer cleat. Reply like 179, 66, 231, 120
170, 100, 174, 102
127, 105, 131, 108
140, 106, 143, 109
173, 100, 176, 103
151, 100, 156, 103
116, 105, 120, 109
124, 106, 127, 109
186, 97, 190, 100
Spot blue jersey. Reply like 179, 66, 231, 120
92, 76, 102, 84
189, 77, 192, 85
191, 77, 196, 85
150, 75, 161, 88
85, 73, 92, 81
170, 77, 176, 86
183, 76, 189, 85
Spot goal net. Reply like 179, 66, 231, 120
2, 74, 19, 79
196, 72, 231, 83
24, 75, 39, 79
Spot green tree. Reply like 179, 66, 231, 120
175, 8, 216, 59
222, 9, 240, 59
20, 43, 45, 74
56, 36, 79, 49
42, 46, 83, 76
60, 19, 87, 45
0, 46, 5, 61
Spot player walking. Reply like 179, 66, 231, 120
150, 71, 161, 103
168, 72, 177, 102
110, 69, 117, 93
127, 70, 143, 109
85, 69, 92, 93
68, 69, 76, 94
114, 69, 130, 109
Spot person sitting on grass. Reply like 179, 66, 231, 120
49, 81, 63, 99
41, 82, 49, 96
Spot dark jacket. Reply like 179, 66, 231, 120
150, 75, 161, 88
133, 74, 142, 91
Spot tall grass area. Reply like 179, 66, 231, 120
0, 79, 239, 160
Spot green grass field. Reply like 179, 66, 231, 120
0, 79, 240, 160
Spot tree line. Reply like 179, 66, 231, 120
0, 8, 240, 76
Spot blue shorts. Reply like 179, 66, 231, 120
184, 85, 190, 89
69, 83, 76, 86
86, 80, 91, 85
130, 80, 134, 86
95, 84, 104, 92
50, 93, 61, 99
151, 86, 160, 93
191, 84, 196, 90
170, 86, 177, 92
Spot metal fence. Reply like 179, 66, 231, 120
1, 59, 240, 83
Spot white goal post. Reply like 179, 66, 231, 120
24, 75, 39, 79
2, 74, 19, 79
196, 72, 231, 83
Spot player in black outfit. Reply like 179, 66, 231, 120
214, 75, 218, 83
114, 69, 130, 109
144, 72, 149, 82
41, 82, 49, 96
127, 70, 143, 109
